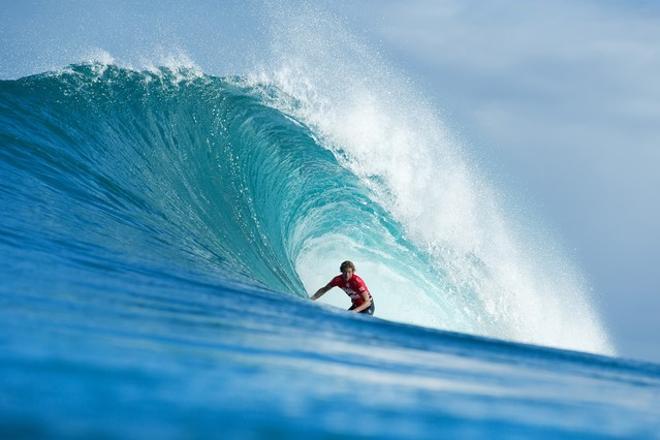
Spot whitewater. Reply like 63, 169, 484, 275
1, 7, 659, 438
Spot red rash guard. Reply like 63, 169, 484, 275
328, 274, 372, 306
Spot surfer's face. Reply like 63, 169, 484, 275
341, 268, 354, 281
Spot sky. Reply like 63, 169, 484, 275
1, 0, 658, 363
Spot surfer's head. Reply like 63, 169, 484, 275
340, 260, 355, 281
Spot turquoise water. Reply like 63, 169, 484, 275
1, 65, 659, 438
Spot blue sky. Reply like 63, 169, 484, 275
1, 0, 658, 362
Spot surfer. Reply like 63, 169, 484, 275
310, 260, 375, 315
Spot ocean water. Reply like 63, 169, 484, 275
1, 64, 659, 438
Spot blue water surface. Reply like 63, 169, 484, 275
1, 65, 659, 438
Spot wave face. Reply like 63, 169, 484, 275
0, 63, 613, 349
4, 65, 657, 438
1, 64, 325, 296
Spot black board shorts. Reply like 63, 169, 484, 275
348, 300, 375, 315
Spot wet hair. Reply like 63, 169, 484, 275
340, 260, 355, 272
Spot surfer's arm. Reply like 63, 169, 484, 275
310, 285, 332, 300
350, 290, 372, 312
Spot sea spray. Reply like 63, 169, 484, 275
244, 3, 614, 354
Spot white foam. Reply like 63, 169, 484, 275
62, 47, 203, 83
252, 4, 615, 355
139, 49, 203, 82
